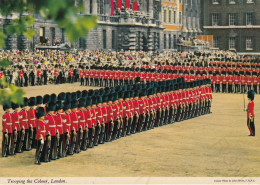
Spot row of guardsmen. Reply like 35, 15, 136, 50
2, 78, 213, 165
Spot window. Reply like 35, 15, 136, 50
169, 10, 172, 23
90, 0, 93, 14
246, 13, 253, 25
103, 30, 106, 49
50, 27, 55, 42
213, 37, 219, 48
164, 10, 167, 23
212, 13, 219, 26
179, 12, 182, 24
164, 34, 166, 49
229, 37, 235, 49
169, 34, 171, 49
212, 0, 219, 4
61, 28, 65, 43
173, 35, 177, 49
79, 37, 86, 49
40, 27, 45, 43
173, 11, 176, 24
157, 33, 160, 49
112, 30, 116, 49
229, 0, 236, 4
246, 37, 253, 50
229, 13, 236, 26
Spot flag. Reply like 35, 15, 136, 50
125, 0, 130, 9
117, 0, 122, 10
133, 1, 138, 11
110, 0, 114, 16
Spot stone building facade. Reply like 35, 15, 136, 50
182, 0, 202, 39
161, 0, 183, 50
202, 0, 260, 53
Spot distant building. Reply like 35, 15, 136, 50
182, 0, 202, 40
161, 0, 183, 50
202, 0, 260, 53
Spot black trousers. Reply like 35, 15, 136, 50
35, 140, 44, 163
247, 118, 255, 136
37, 77, 42, 85
2, 132, 11, 157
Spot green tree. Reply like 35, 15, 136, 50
0, 0, 98, 105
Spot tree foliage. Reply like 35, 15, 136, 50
0, 0, 98, 105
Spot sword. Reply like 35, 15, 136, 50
243, 93, 246, 112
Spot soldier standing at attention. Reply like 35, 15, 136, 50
247, 90, 255, 136
35, 107, 46, 165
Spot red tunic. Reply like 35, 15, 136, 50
28, 109, 37, 128
19, 110, 29, 130
247, 101, 255, 118
63, 112, 71, 133
12, 111, 20, 131
45, 114, 56, 136
2, 113, 12, 133
70, 111, 79, 131
77, 110, 86, 130
55, 113, 64, 135
84, 109, 93, 128
36, 120, 46, 141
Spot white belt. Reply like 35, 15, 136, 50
110, 113, 113, 115
23, 119, 28, 121
104, 114, 107, 116
126, 110, 130, 111
98, 116, 102, 118
40, 130, 46, 133
62, 120, 66, 123
112, 109, 116, 111
31, 118, 36, 120
73, 121, 78, 123
87, 119, 91, 120
80, 120, 85, 122
49, 125, 56, 127
135, 108, 139, 109
6, 123, 12, 125
15, 121, 19, 123
57, 125, 63, 127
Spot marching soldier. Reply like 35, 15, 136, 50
132, 90, 140, 134
35, 107, 46, 165
2, 104, 13, 157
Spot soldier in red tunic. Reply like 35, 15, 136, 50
62, 102, 71, 157
247, 90, 255, 136
77, 98, 86, 152
106, 94, 114, 141
44, 102, 57, 162
69, 100, 79, 154
28, 97, 37, 151
18, 98, 29, 153
10, 103, 20, 155
132, 90, 140, 134
37, 65, 42, 85
35, 107, 46, 165
95, 96, 104, 145
2, 104, 13, 157
112, 93, 121, 140
55, 101, 64, 158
